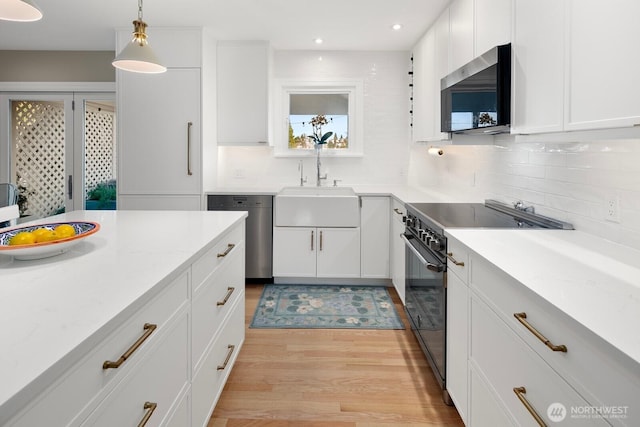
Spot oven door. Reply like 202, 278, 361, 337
402, 233, 446, 388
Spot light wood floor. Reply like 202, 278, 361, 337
209, 284, 464, 427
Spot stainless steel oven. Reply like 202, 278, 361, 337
402, 200, 573, 405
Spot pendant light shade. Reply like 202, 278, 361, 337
113, 1, 166, 74
0, 0, 43, 22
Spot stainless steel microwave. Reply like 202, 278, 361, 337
440, 43, 511, 134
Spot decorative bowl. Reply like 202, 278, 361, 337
0, 222, 100, 260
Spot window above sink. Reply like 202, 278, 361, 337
273, 79, 364, 157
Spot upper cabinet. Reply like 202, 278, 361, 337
449, 0, 474, 73
217, 41, 271, 145
565, 0, 640, 131
513, 0, 640, 134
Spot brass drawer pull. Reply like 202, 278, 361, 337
217, 243, 235, 258
446, 252, 465, 266
217, 344, 236, 370
513, 387, 547, 427
514, 312, 567, 352
137, 401, 157, 427
103, 323, 157, 369
394, 208, 404, 215
217, 287, 235, 306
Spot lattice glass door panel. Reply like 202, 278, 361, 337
10, 97, 72, 219
80, 98, 116, 210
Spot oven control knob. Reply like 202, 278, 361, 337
417, 229, 426, 238
430, 238, 444, 251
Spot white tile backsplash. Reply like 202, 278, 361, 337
408, 132, 640, 250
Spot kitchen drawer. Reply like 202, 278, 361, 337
192, 224, 244, 292
445, 235, 468, 282
7, 272, 189, 427
192, 247, 243, 371
471, 255, 640, 425
470, 294, 608, 426
192, 295, 245, 427
469, 366, 514, 427
81, 311, 190, 426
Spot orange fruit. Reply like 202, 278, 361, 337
9, 231, 36, 246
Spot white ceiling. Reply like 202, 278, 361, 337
0, 0, 450, 51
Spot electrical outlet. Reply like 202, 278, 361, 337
605, 194, 620, 223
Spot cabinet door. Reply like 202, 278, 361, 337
449, 0, 475, 72
390, 201, 406, 304
566, 0, 640, 130
446, 271, 468, 423
360, 197, 390, 278
412, 31, 435, 143
511, 0, 565, 134
316, 228, 361, 278
217, 41, 269, 145
474, 0, 512, 56
273, 227, 316, 277
118, 68, 201, 196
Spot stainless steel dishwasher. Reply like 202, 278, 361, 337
207, 194, 273, 281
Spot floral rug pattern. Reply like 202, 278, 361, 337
250, 285, 405, 329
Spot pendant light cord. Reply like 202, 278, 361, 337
138, 0, 144, 21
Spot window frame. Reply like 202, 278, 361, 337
273, 79, 364, 157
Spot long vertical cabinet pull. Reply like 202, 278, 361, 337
186, 121, 193, 176
310, 230, 314, 251
319, 230, 323, 251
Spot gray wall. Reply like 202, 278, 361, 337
0, 51, 115, 82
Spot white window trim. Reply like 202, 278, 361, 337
273, 79, 364, 157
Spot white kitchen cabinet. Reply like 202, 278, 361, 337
449, 0, 475, 73
445, 238, 469, 424
511, 0, 565, 134
273, 226, 360, 278
445, 232, 640, 426
217, 41, 270, 145
116, 28, 204, 211
565, 0, 640, 131
360, 196, 390, 279
412, 30, 436, 143
474, 0, 512, 58
390, 199, 406, 304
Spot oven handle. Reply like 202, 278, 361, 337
401, 234, 444, 273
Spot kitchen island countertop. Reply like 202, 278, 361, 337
446, 228, 640, 365
0, 209, 247, 423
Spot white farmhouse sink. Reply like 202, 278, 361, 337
274, 186, 360, 227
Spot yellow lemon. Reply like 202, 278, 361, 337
32, 227, 52, 242
34, 228, 56, 243
9, 231, 36, 246
54, 224, 76, 239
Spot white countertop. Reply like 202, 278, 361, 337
207, 184, 476, 204
0, 210, 247, 421
445, 228, 640, 364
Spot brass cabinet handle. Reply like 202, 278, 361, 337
187, 121, 193, 176
394, 208, 404, 215
217, 243, 235, 258
137, 402, 158, 427
311, 230, 314, 251
513, 387, 547, 427
446, 252, 465, 266
217, 287, 235, 306
217, 344, 236, 370
103, 323, 157, 370
319, 230, 323, 251
514, 312, 567, 352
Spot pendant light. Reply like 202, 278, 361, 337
112, 0, 166, 74
0, 0, 43, 22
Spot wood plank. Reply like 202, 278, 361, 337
209, 284, 464, 426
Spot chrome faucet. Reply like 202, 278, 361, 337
298, 160, 307, 186
513, 200, 535, 213
316, 147, 327, 186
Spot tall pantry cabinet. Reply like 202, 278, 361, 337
116, 28, 211, 210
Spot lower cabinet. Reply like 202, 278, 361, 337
390, 199, 406, 303
360, 196, 390, 278
273, 226, 360, 278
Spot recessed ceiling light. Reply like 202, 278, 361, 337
392, 24, 402, 31
314, 38, 323, 45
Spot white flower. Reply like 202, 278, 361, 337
379, 302, 391, 309
345, 317, 360, 324
297, 305, 313, 314
309, 298, 324, 308
298, 293, 310, 300
265, 300, 276, 308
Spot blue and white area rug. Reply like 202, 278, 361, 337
250, 284, 405, 329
